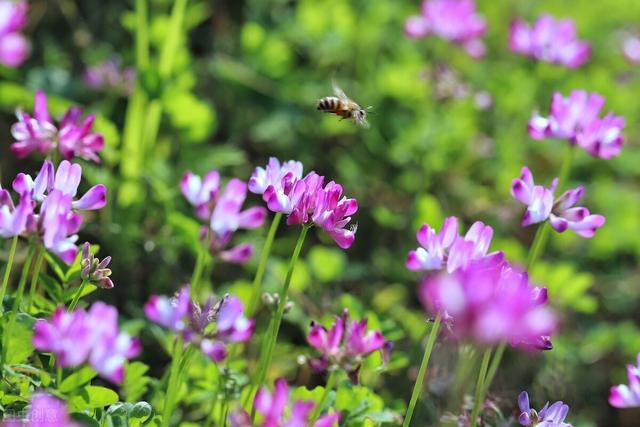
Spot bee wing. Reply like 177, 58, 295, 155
332, 81, 350, 101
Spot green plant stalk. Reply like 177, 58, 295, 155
135, 0, 149, 69
402, 314, 442, 427
247, 225, 309, 411
0, 236, 19, 312
27, 247, 45, 312
469, 348, 492, 427
191, 228, 212, 296
247, 212, 282, 316
309, 369, 339, 424
68, 279, 89, 312
161, 336, 184, 427
482, 342, 506, 393
1, 244, 35, 364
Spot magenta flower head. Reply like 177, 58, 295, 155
249, 157, 304, 212
419, 257, 557, 350
609, 353, 640, 408
145, 287, 254, 363
181, 170, 267, 263
11, 91, 105, 162
1, 392, 79, 427
509, 15, 590, 68
307, 309, 391, 383
528, 91, 625, 159
511, 167, 605, 238
0, 186, 32, 239
517, 391, 572, 427
406, 216, 502, 273
230, 378, 341, 427
405, 0, 487, 58
33, 302, 140, 384
0, 0, 29, 68
83, 58, 136, 95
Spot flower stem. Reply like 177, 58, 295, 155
27, 247, 45, 312
247, 212, 282, 316
402, 314, 442, 427
246, 225, 309, 410
161, 336, 184, 427
482, 342, 506, 393
191, 228, 211, 297
469, 348, 492, 427
1, 244, 35, 364
310, 369, 339, 423
0, 236, 19, 312
526, 222, 550, 271
68, 279, 89, 312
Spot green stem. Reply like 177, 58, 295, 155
161, 336, 184, 427
191, 228, 211, 297
0, 236, 19, 311
68, 279, 89, 312
526, 222, 550, 271
246, 225, 309, 410
482, 342, 506, 393
310, 369, 339, 424
27, 248, 45, 312
402, 314, 442, 427
469, 348, 492, 427
557, 143, 575, 190
1, 245, 35, 364
247, 212, 282, 316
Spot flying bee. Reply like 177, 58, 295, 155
317, 83, 370, 128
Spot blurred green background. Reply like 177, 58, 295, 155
1, 0, 640, 425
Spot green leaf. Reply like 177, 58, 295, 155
62, 284, 98, 303
70, 412, 101, 427
69, 386, 119, 411
59, 366, 98, 393
4, 313, 36, 364
129, 401, 153, 426
123, 362, 151, 402
43, 251, 68, 282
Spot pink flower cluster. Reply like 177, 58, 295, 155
404, 0, 487, 58
80, 242, 114, 289
181, 170, 267, 263
230, 378, 340, 427
529, 91, 625, 159
518, 391, 572, 427
0, 0, 29, 68
406, 217, 501, 273
1, 393, 78, 427
511, 167, 605, 238
609, 353, 640, 408
509, 15, 591, 68
419, 257, 556, 350
83, 58, 136, 95
307, 309, 392, 383
11, 91, 105, 163
249, 157, 358, 249
144, 286, 254, 363
33, 303, 140, 384
1, 160, 107, 263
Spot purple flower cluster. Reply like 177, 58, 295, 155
529, 91, 625, 159
419, 257, 556, 350
33, 303, 141, 384
511, 167, 605, 238
1, 160, 106, 263
181, 170, 267, 263
144, 286, 254, 363
80, 242, 114, 289
509, 15, 591, 68
404, 0, 487, 58
307, 309, 392, 383
518, 391, 572, 427
230, 378, 340, 427
0, 0, 29, 68
1, 393, 78, 427
406, 217, 500, 273
11, 91, 105, 163
249, 157, 359, 249
83, 59, 136, 95
609, 353, 640, 408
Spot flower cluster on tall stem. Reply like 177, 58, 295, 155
0, 0, 29, 68
144, 286, 254, 362
1, 392, 78, 427
609, 352, 640, 408
33, 302, 140, 383
307, 309, 392, 383
230, 379, 340, 427
528, 90, 625, 159
511, 166, 605, 238
11, 91, 105, 162
404, 0, 487, 58
509, 15, 591, 68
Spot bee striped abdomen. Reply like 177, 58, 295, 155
317, 96, 342, 112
